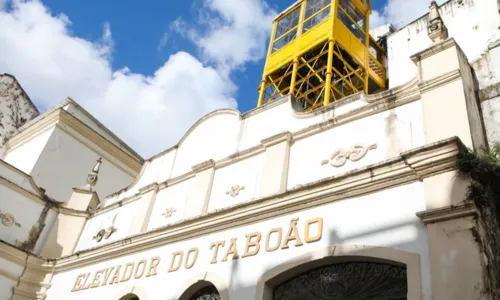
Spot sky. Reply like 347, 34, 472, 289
0, 0, 444, 157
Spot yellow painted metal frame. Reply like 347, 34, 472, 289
257, 0, 386, 110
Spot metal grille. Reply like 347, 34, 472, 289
273, 262, 408, 300
189, 285, 221, 300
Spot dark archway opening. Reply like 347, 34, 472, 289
273, 261, 407, 300
189, 284, 221, 300
119, 294, 139, 300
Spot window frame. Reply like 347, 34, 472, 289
337, 0, 367, 43
302, 0, 332, 33
272, 5, 302, 53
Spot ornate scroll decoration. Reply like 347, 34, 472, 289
0, 210, 21, 227
226, 185, 245, 198
85, 157, 102, 190
428, 1, 448, 43
273, 262, 407, 300
189, 285, 221, 300
162, 207, 177, 218
321, 144, 377, 167
93, 226, 117, 243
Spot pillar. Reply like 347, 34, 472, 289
184, 160, 216, 219
258, 132, 293, 198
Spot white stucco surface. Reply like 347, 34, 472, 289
63, 103, 138, 158
29, 126, 134, 202
3, 127, 55, 174
33, 208, 58, 255
147, 178, 194, 231
172, 112, 241, 178
0, 184, 45, 246
0, 257, 24, 300
288, 101, 423, 189
75, 198, 145, 252
46, 183, 431, 300
208, 154, 264, 213
388, 0, 500, 88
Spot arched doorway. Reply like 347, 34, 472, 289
273, 262, 407, 300
188, 284, 221, 300
119, 294, 140, 300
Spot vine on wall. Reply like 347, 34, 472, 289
458, 144, 500, 300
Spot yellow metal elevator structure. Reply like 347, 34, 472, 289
257, 0, 386, 112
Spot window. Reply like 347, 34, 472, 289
303, 0, 331, 33
273, 7, 301, 52
338, 0, 366, 44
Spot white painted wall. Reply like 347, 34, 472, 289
75, 198, 144, 252
33, 208, 58, 255
171, 112, 242, 178
208, 153, 264, 213
288, 101, 424, 189
46, 183, 432, 300
147, 178, 194, 231
63, 103, 138, 158
0, 257, 24, 300
388, 0, 500, 88
3, 127, 55, 174
105, 96, 385, 209
0, 183, 45, 246
29, 126, 134, 202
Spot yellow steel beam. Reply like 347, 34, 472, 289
300, 57, 324, 83
257, 80, 266, 107
267, 76, 284, 96
290, 58, 299, 95
323, 39, 335, 106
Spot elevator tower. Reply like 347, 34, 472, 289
257, 0, 386, 112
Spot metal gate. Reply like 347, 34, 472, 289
273, 262, 407, 300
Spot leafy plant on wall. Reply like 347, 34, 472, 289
457, 144, 500, 300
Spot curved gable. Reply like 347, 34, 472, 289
172, 109, 242, 177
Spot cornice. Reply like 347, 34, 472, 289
261, 131, 293, 148
47, 137, 463, 272
96, 71, 460, 216
416, 202, 477, 224
6, 109, 142, 176
58, 110, 142, 174
192, 159, 215, 173
411, 38, 457, 63
418, 69, 461, 93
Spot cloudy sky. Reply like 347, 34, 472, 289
0, 0, 442, 157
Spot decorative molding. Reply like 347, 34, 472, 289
226, 185, 245, 198
49, 137, 463, 272
162, 207, 177, 218
322, 144, 377, 167
261, 131, 293, 148
411, 38, 456, 64
416, 202, 476, 224
93, 226, 117, 243
98, 76, 428, 212
192, 159, 215, 173
0, 209, 21, 227
6, 108, 142, 175
427, 1, 448, 43
84, 69, 458, 219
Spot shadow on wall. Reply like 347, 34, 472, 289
174, 218, 430, 300
39, 218, 64, 259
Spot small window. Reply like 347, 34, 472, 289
273, 7, 301, 52
338, 0, 366, 44
303, 0, 331, 33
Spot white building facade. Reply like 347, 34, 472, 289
1, 1, 499, 300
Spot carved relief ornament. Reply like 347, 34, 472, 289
226, 185, 245, 198
321, 144, 378, 167
163, 207, 177, 218
0, 209, 21, 227
93, 226, 117, 243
